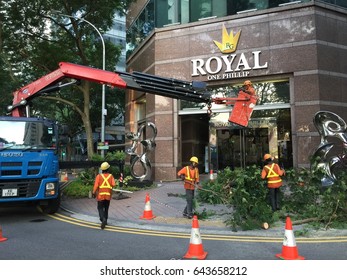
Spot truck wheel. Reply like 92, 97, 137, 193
40, 193, 61, 214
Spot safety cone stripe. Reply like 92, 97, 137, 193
144, 201, 151, 211
189, 228, 202, 244
283, 229, 296, 246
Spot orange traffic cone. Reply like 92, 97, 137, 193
276, 216, 305, 260
140, 193, 156, 220
0, 225, 7, 242
119, 173, 124, 187
183, 215, 208, 260
64, 172, 69, 182
209, 170, 214, 181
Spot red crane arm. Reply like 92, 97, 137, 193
8, 62, 208, 117
58, 62, 127, 88
7, 61, 256, 127
9, 62, 127, 117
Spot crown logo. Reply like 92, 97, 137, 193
213, 25, 241, 54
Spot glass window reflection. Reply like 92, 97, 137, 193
127, 0, 318, 57
180, 80, 290, 110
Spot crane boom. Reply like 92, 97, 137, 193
7, 61, 256, 127
9, 62, 211, 117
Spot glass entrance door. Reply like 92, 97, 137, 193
216, 127, 269, 169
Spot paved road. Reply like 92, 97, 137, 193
2, 205, 347, 260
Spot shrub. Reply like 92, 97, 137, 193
199, 166, 274, 231
199, 165, 347, 231
285, 168, 347, 229
62, 180, 92, 198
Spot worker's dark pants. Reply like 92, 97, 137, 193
97, 200, 110, 223
183, 189, 195, 216
269, 188, 280, 211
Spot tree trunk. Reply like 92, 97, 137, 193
81, 82, 95, 159
291, 217, 320, 225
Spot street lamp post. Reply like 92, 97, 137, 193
53, 12, 106, 157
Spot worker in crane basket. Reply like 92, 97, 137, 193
241, 80, 257, 97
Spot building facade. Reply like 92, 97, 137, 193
125, 0, 347, 181
104, 13, 127, 72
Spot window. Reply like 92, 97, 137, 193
126, 0, 314, 56
135, 98, 146, 122
126, 0, 155, 56
318, 0, 347, 8
190, 0, 228, 21
180, 80, 290, 111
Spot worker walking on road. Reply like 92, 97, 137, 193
261, 154, 285, 212
93, 162, 116, 229
177, 156, 201, 219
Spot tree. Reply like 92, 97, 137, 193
0, 3, 22, 113
0, 0, 133, 158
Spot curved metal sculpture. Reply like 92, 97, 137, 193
312, 111, 347, 186
126, 122, 157, 181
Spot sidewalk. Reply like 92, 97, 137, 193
60, 177, 239, 234
59, 176, 347, 238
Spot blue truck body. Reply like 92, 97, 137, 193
0, 116, 61, 213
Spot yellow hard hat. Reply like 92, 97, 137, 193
263, 154, 272, 161
100, 161, 110, 170
190, 156, 199, 164
244, 80, 252, 86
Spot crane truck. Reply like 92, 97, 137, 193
0, 62, 256, 213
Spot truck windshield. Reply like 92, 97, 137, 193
0, 120, 57, 150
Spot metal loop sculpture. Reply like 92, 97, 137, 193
312, 111, 347, 186
125, 122, 157, 181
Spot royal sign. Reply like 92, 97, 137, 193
191, 24, 269, 80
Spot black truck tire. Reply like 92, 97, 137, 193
39, 192, 61, 214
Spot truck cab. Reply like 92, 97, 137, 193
0, 116, 60, 214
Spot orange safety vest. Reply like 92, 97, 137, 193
178, 166, 199, 190
263, 163, 282, 188
95, 174, 113, 201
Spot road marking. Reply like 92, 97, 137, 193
49, 212, 347, 243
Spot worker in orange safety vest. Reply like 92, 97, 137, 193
93, 162, 116, 229
261, 154, 285, 212
177, 156, 201, 219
